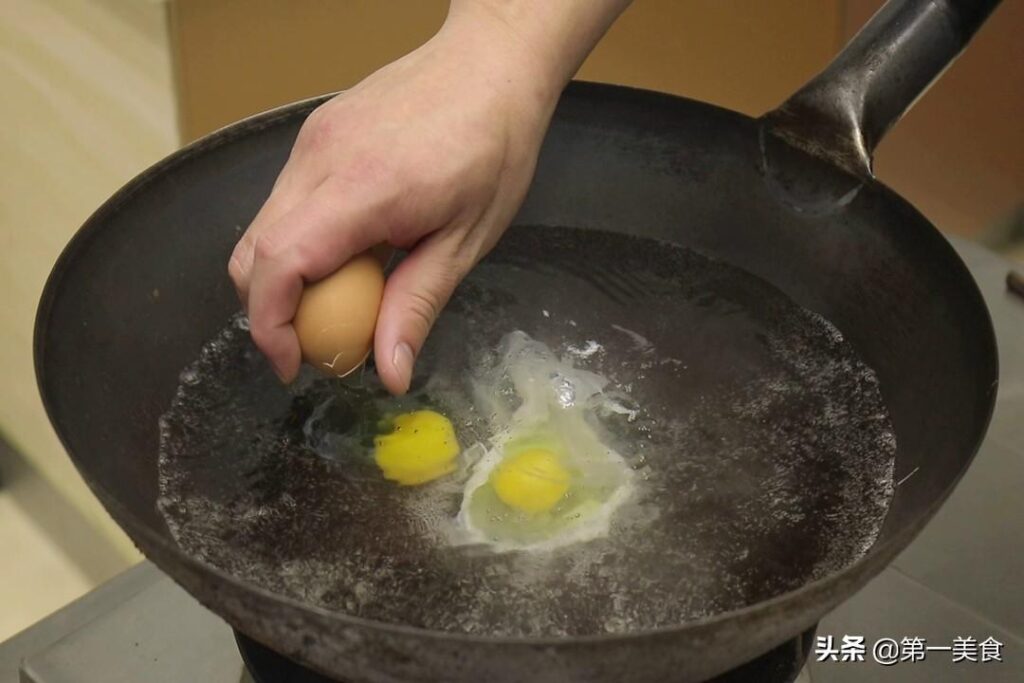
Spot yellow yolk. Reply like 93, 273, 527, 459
374, 410, 460, 485
491, 448, 570, 514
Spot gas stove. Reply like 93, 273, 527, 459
233, 627, 816, 682
2, 240, 1021, 683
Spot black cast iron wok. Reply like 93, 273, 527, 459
34, 1, 1000, 681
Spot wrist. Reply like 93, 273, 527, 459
445, 0, 631, 86
438, 3, 568, 116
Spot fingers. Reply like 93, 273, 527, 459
229, 151, 321, 307
374, 234, 467, 395
246, 255, 305, 382
245, 183, 389, 382
229, 203, 282, 308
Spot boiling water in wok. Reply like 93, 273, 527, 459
157, 225, 895, 637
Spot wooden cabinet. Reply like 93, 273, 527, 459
171, 0, 1022, 236
171, 0, 843, 140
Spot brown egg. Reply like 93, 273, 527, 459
293, 251, 385, 378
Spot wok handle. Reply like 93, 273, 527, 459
762, 0, 1001, 178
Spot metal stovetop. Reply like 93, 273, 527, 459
1, 239, 1021, 683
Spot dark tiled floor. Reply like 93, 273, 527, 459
955, 242, 1024, 454
881, 240, 1024, 639
892, 438, 1024, 636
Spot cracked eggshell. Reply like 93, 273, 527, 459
294, 251, 385, 378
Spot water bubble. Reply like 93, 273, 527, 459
178, 366, 200, 385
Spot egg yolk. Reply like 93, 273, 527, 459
491, 448, 570, 514
374, 410, 460, 485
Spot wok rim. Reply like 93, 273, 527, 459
33, 81, 999, 649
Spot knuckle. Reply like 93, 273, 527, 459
304, 105, 326, 128
438, 231, 482, 279
227, 253, 245, 284
339, 153, 397, 191
405, 289, 442, 334
448, 249, 476, 280
249, 320, 276, 355
403, 263, 463, 335
252, 232, 283, 262
254, 233, 320, 282
296, 107, 332, 152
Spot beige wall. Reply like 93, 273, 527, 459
0, 0, 178, 565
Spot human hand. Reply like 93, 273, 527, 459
229, 0, 631, 394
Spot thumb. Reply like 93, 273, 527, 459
373, 239, 465, 395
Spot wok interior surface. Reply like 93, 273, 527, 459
157, 225, 897, 637
35, 84, 997, 681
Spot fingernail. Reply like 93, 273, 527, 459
270, 361, 289, 384
392, 342, 414, 389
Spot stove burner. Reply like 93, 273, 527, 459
235, 626, 815, 683
236, 631, 336, 682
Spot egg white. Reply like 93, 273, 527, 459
453, 332, 635, 552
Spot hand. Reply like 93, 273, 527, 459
229, 16, 558, 394
229, 0, 632, 394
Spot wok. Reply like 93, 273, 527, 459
34, 0, 1000, 681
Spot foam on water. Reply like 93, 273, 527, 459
157, 226, 896, 637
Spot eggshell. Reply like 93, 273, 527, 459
293, 252, 385, 378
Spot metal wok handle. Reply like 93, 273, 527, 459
762, 0, 1001, 179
